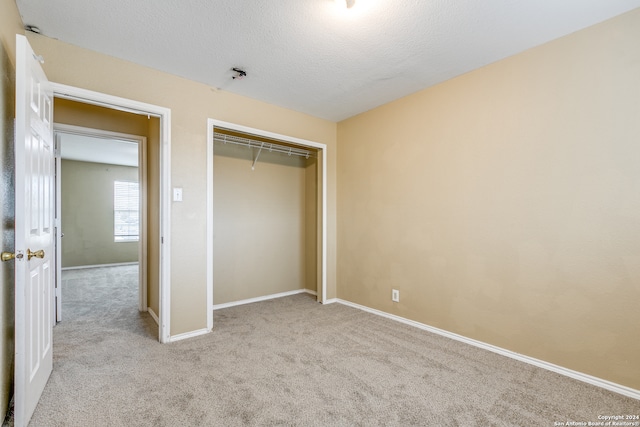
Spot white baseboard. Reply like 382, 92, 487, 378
336, 299, 640, 401
147, 307, 159, 325
305, 289, 318, 296
62, 262, 138, 271
213, 289, 312, 311
322, 298, 338, 305
169, 328, 210, 343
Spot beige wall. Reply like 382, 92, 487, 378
213, 140, 317, 303
26, 32, 337, 335
146, 117, 160, 316
337, 9, 640, 390
61, 159, 138, 268
0, 0, 24, 417
55, 98, 151, 136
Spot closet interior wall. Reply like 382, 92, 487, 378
212, 129, 318, 304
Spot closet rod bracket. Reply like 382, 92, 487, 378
251, 142, 264, 170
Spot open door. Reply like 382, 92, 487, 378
13, 34, 55, 427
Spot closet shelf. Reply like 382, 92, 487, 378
213, 133, 316, 159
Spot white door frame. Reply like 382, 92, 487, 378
53, 124, 148, 317
206, 118, 327, 330
52, 83, 172, 343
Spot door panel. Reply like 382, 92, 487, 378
14, 34, 54, 427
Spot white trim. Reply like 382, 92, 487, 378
207, 119, 328, 318
52, 83, 172, 343
169, 328, 209, 343
160, 109, 172, 344
336, 299, 640, 401
61, 262, 139, 271
323, 298, 338, 305
139, 135, 148, 313
320, 145, 327, 304
206, 121, 214, 332
212, 289, 311, 311
147, 307, 159, 325
54, 135, 62, 322
304, 289, 317, 296
53, 123, 146, 144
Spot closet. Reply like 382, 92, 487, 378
212, 127, 321, 305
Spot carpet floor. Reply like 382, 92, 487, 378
28, 265, 639, 426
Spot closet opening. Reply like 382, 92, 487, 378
207, 120, 327, 324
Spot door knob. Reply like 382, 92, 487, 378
27, 249, 45, 260
1, 252, 24, 262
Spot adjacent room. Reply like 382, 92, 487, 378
57, 130, 144, 322
1, 0, 639, 425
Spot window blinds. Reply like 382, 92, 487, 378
114, 180, 139, 242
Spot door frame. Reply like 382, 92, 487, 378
52, 83, 172, 343
206, 119, 327, 329
53, 124, 148, 317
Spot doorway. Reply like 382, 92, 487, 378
51, 85, 172, 342
207, 119, 327, 325
54, 125, 148, 326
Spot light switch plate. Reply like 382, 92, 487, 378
173, 187, 183, 202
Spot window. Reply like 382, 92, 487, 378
114, 180, 139, 242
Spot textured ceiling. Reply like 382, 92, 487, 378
60, 133, 138, 167
16, 0, 640, 121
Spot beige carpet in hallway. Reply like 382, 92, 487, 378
28, 265, 639, 426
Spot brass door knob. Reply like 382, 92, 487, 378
1, 252, 23, 262
27, 249, 45, 260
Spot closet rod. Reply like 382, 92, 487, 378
213, 133, 315, 159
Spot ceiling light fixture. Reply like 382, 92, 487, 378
232, 67, 247, 80
24, 25, 41, 34
335, 0, 355, 9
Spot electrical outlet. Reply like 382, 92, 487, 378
392, 289, 400, 302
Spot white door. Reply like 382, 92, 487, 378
14, 34, 55, 427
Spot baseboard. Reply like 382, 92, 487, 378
213, 289, 311, 310
305, 289, 318, 296
62, 262, 138, 271
147, 307, 159, 325
169, 328, 210, 343
322, 298, 338, 305
336, 299, 640, 401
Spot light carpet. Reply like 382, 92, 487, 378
28, 265, 639, 426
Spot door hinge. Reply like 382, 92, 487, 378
54, 134, 61, 157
